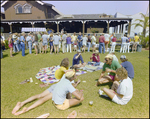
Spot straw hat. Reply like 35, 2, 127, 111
105, 54, 113, 59
94, 50, 99, 54
65, 69, 75, 79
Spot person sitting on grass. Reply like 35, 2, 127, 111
99, 67, 133, 105
120, 55, 134, 80
55, 58, 69, 80
72, 50, 86, 68
88, 50, 100, 66
109, 51, 119, 62
52, 69, 84, 110
96, 54, 121, 86
12, 70, 81, 116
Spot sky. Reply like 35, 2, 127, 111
43, 1, 149, 15
1, 1, 149, 15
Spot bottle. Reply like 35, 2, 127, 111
30, 77, 33, 83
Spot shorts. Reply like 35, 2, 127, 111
53, 99, 70, 110
112, 95, 126, 105
33, 42, 38, 46
43, 42, 48, 46
47, 84, 57, 93
105, 41, 109, 44
54, 44, 59, 46
92, 42, 96, 46
109, 74, 115, 81
49, 42, 53, 46
74, 45, 77, 48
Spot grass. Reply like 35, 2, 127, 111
1, 48, 149, 118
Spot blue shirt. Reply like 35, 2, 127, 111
77, 35, 83, 41
53, 35, 60, 45
121, 37, 128, 43
20, 36, 25, 43
121, 61, 134, 79
72, 54, 84, 65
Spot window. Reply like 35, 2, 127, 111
14, 3, 32, 14
125, 25, 128, 31
23, 3, 32, 13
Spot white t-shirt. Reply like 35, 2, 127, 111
104, 34, 110, 41
52, 75, 76, 105
113, 55, 119, 62
117, 77, 133, 104
82, 37, 88, 45
91, 36, 96, 43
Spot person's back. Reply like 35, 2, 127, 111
99, 35, 105, 43
134, 35, 139, 42
121, 61, 134, 79
42, 34, 48, 43
82, 36, 87, 44
37, 33, 42, 42
62, 34, 67, 43
117, 77, 133, 105
66, 37, 71, 44
52, 75, 76, 105
104, 33, 110, 41
53, 35, 60, 45
121, 36, 127, 43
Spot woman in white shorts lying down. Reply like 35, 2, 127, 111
101, 67, 133, 105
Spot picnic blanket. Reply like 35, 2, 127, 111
35, 65, 87, 84
79, 62, 104, 72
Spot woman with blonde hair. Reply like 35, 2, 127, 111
8, 34, 14, 57
99, 67, 133, 105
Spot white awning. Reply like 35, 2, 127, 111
21, 27, 46, 32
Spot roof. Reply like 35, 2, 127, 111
1, 0, 54, 7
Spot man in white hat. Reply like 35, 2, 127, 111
96, 54, 121, 86
52, 69, 84, 110
72, 50, 86, 68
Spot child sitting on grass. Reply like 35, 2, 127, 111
88, 50, 100, 66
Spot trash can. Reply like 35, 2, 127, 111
137, 45, 142, 52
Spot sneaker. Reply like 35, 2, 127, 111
99, 89, 103, 95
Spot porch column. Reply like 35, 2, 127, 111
55, 21, 60, 33
128, 20, 131, 35
81, 21, 86, 36
8, 22, 12, 33
31, 22, 35, 28
119, 24, 122, 33
122, 24, 124, 34
106, 20, 110, 33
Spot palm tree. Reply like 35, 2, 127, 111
132, 13, 149, 37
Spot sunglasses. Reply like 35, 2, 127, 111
105, 59, 109, 62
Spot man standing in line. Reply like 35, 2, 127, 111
77, 32, 83, 50
104, 32, 110, 52
132, 33, 140, 53
62, 31, 67, 54
99, 33, 105, 54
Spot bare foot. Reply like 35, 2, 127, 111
14, 107, 27, 115
36, 113, 50, 118
12, 102, 22, 114
67, 110, 77, 118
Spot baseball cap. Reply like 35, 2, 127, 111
105, 54, 113, 59
120, 55, 126, 59
65, 69, 75, 79
135, 33, 137, 35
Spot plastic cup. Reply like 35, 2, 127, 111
89, 101, 93, 106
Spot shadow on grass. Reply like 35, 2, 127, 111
96, 82, 113, 88
12, 53, 19, 56
2, 54, 8, 58
99, 95, 112, 102
69, 103, 83, 109
25, 53, 29, 55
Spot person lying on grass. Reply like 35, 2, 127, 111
12, 70, 81, 115
96, 54, 121, 86
99, 67, 133, 105
88, 50, 100, 66
72, 50, 86, 68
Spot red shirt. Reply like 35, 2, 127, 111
99, 36, 105, 43
112, 37, 117, 42
90, 54, 100, 62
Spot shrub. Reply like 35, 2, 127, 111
91, 28, 99, 33
139, 33, 149, 48
4, 38, 9, 49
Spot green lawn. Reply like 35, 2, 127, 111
1, 49, 149, 118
